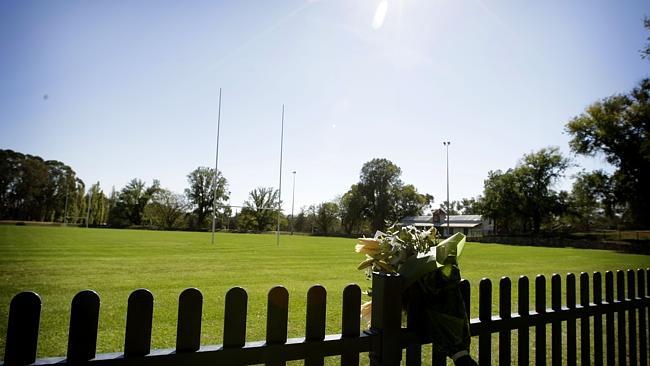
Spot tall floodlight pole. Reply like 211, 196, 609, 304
211, 88, 222, 244
443, 141, 451, 236
277, 105, 285, 245
290, 171, 296, 235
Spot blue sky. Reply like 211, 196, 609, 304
1, 0, 648, 213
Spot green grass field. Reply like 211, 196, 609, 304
0, 226, 648, 361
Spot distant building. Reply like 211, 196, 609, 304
400, 210, 493, 237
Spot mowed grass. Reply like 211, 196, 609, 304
0, 225, 648, 360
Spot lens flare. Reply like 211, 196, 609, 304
372, 0, 388, 30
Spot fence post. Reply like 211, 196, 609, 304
566, 273, 576, 366
4, 292, 41, 366
517, 276, 530, 366
479, 278, 492, 366
535, 275, 547, 366
370, 272, 403, 366
341, 284, 361, 366
66, 290, 100, 362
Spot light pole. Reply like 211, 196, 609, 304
443, 141, 451, 236
291, 171, 296, 235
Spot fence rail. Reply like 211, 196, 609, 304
2, 268, 649, 366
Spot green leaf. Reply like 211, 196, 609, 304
398, 253, 439, 288
398, 233, 466, 288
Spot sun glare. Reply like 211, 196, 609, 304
372, 0, 388, 30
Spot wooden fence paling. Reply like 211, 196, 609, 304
340, 284, 361, 366
605, 271, 615, 366
3, 268, 650, 366
265, 286, 289, 366
579, 272, 590, 366
566, 273, 576, 366
535, 275, 546, 366
517, 276, 529, 366
639, 269, 648, 366
176, 288, 202, 353
551, 274, 562, 366
124, 289, 154, 358
3, 292, 40, 366
593, 271, 603, 366
67, 290, 100, 362
616, 270, 626, 366
223, 287, 247, 349
498, 277, 511, 366
305, 285, 327, 366
627, 269, 637, 366
478, 278, 492, 366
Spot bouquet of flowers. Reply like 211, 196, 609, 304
355, 225, 477, 366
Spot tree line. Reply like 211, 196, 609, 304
0, 151, 431, 234
1, 78, 647, 235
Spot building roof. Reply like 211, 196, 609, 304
448, 215, 482, 222
401, 216, 433, 224
441, 222, 481, 228
400, 214, 484, 227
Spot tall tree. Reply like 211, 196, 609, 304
567, 171, 617, 230
566, 78, 650, 227
458, 198, 481, 215
145, 188, 189, 230
0, 150, 82, 222
359, 159, 402, 231
108, 179, 160, 226
339, 184, 367, 234
479, 147, 569, 234
396, 185, 433, 219
315, 201, 340, 234
516, 147, 570, 234
238, 187, 280, 231
185, 167, 228, 229
293, 205, 318, 233
349, 158, 431, 232
87, 182, 108, 225
477, 170, 522, 234
439, 201, 460, 215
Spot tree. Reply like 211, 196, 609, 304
516, 147, 570, 234
478, 147, 570, 234
347, 158, 432, 232
0, 150, 81, 222
339, 184, 367, 234
439, 201, 460, 215
315, 201, 340, 234
293, 205, 317, 233
87, 182, 108, 226
145, 188, 189, 230
108, 179, 160, 226
458, 198, 481, 215
566, 171, 617, 230
185, 167, 228, 229
238, 187, 280, 231
478, 170, 522, 234
566, 78, 650, 227
358, 159, 402, 231
396, 185, 433, 219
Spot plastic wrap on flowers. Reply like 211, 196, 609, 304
402, 265, 471, 358
355, 227, 477, 365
